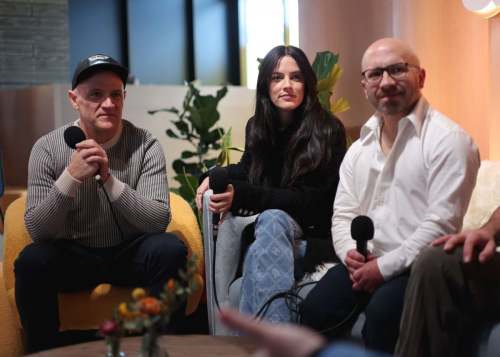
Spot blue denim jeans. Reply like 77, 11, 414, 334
239, 209, 304, 325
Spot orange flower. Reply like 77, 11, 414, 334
167, 279, 175, 292
140, 297, 161, 316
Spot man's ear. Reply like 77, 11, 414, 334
123, 90, 126, 101
361, 80, 369, 100
68, 90, 79, 111
418, 68, 426, 89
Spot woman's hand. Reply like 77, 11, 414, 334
209, 184, 234, 225
196, 177, 210, 212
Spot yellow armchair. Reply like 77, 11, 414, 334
0, 192, 204, 357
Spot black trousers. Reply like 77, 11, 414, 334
14, 232, 188, 354
299, 264, 409, 354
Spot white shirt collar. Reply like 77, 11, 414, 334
360, 96, 430, 143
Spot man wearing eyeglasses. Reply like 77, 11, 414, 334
299, 38, 480, 354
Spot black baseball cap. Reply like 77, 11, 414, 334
72, 54, 129, 90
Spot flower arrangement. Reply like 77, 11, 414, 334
100, 255, 199, 357
99, 319, 126, 357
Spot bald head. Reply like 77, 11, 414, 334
362, 38, 420, 72
361, 38, 426, 120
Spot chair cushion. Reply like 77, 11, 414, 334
2, 192, 204, 331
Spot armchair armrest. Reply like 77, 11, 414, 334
202, 190, 257, 335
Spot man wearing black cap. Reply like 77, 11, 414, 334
15, 54, 188, 353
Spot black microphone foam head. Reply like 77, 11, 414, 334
209, 167, 229, 194
351, 215, 374, 242
64, 126, 86, 149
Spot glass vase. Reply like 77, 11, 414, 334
105, 338, 126, 357
138, 330, 169, 357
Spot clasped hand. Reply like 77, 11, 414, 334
67, 139, 109, 182
345, 249, 384, 294
195, 176, 234, 225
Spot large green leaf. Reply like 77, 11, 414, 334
184, 83, 199, 111
228, 146, 245, 152
173, 173, 199, 203
193, 94, 216, 110
317, 64, 343, 92
148, 107, 180, 116
166, 129, 180, 139
172, 120, 189, 135
216, 149, 227, 167
186, 108, 203, 132
181, 151, 197, 159
172, 159, 200, 175
317, 90, 332, 112
203, 158, 217, 169
215, 86, 228, 102
202, 128, 224, 145
193, 86, 228, 110
222, 126, 232, 148
196, 108, 220, 133
312, 51, 339, 82
330, 97, 350, 114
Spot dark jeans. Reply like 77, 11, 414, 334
299, 264, 409, 354
14, 232, 188, 354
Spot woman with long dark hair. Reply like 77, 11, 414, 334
196, 45, 347, 324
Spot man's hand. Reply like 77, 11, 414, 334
352, 259, 384, 294
68, 140, 109, 182
345, 249, 375, 282
431, 228, 497, 264
219, 308, 326, 357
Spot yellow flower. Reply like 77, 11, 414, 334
132, 288, 147, 301
118, 302, 139, 318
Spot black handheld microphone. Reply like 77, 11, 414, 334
64, 126, 86, 149
208, 167, 229, 313
351, 215, 374, 259
63, 125, 124, 242
209, 167, 229, 241
63, 126, 103, 185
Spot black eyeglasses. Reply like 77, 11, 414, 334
362, 62, 420, 84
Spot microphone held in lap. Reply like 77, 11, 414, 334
351, 215, 374, 259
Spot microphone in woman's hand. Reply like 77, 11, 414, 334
209, 167, 229, 240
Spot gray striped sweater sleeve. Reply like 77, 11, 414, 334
109, 134, 171, 233
25, 136, 76, 242
24, 120, 171, 248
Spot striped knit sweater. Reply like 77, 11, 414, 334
25, 119, 171, 248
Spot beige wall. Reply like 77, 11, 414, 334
299, 0, 499, 160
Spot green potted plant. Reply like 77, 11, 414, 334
149, 82, 243, 227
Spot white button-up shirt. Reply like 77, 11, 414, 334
332, 96, 480, 280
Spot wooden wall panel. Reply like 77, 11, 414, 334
299, 0, 496, 159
